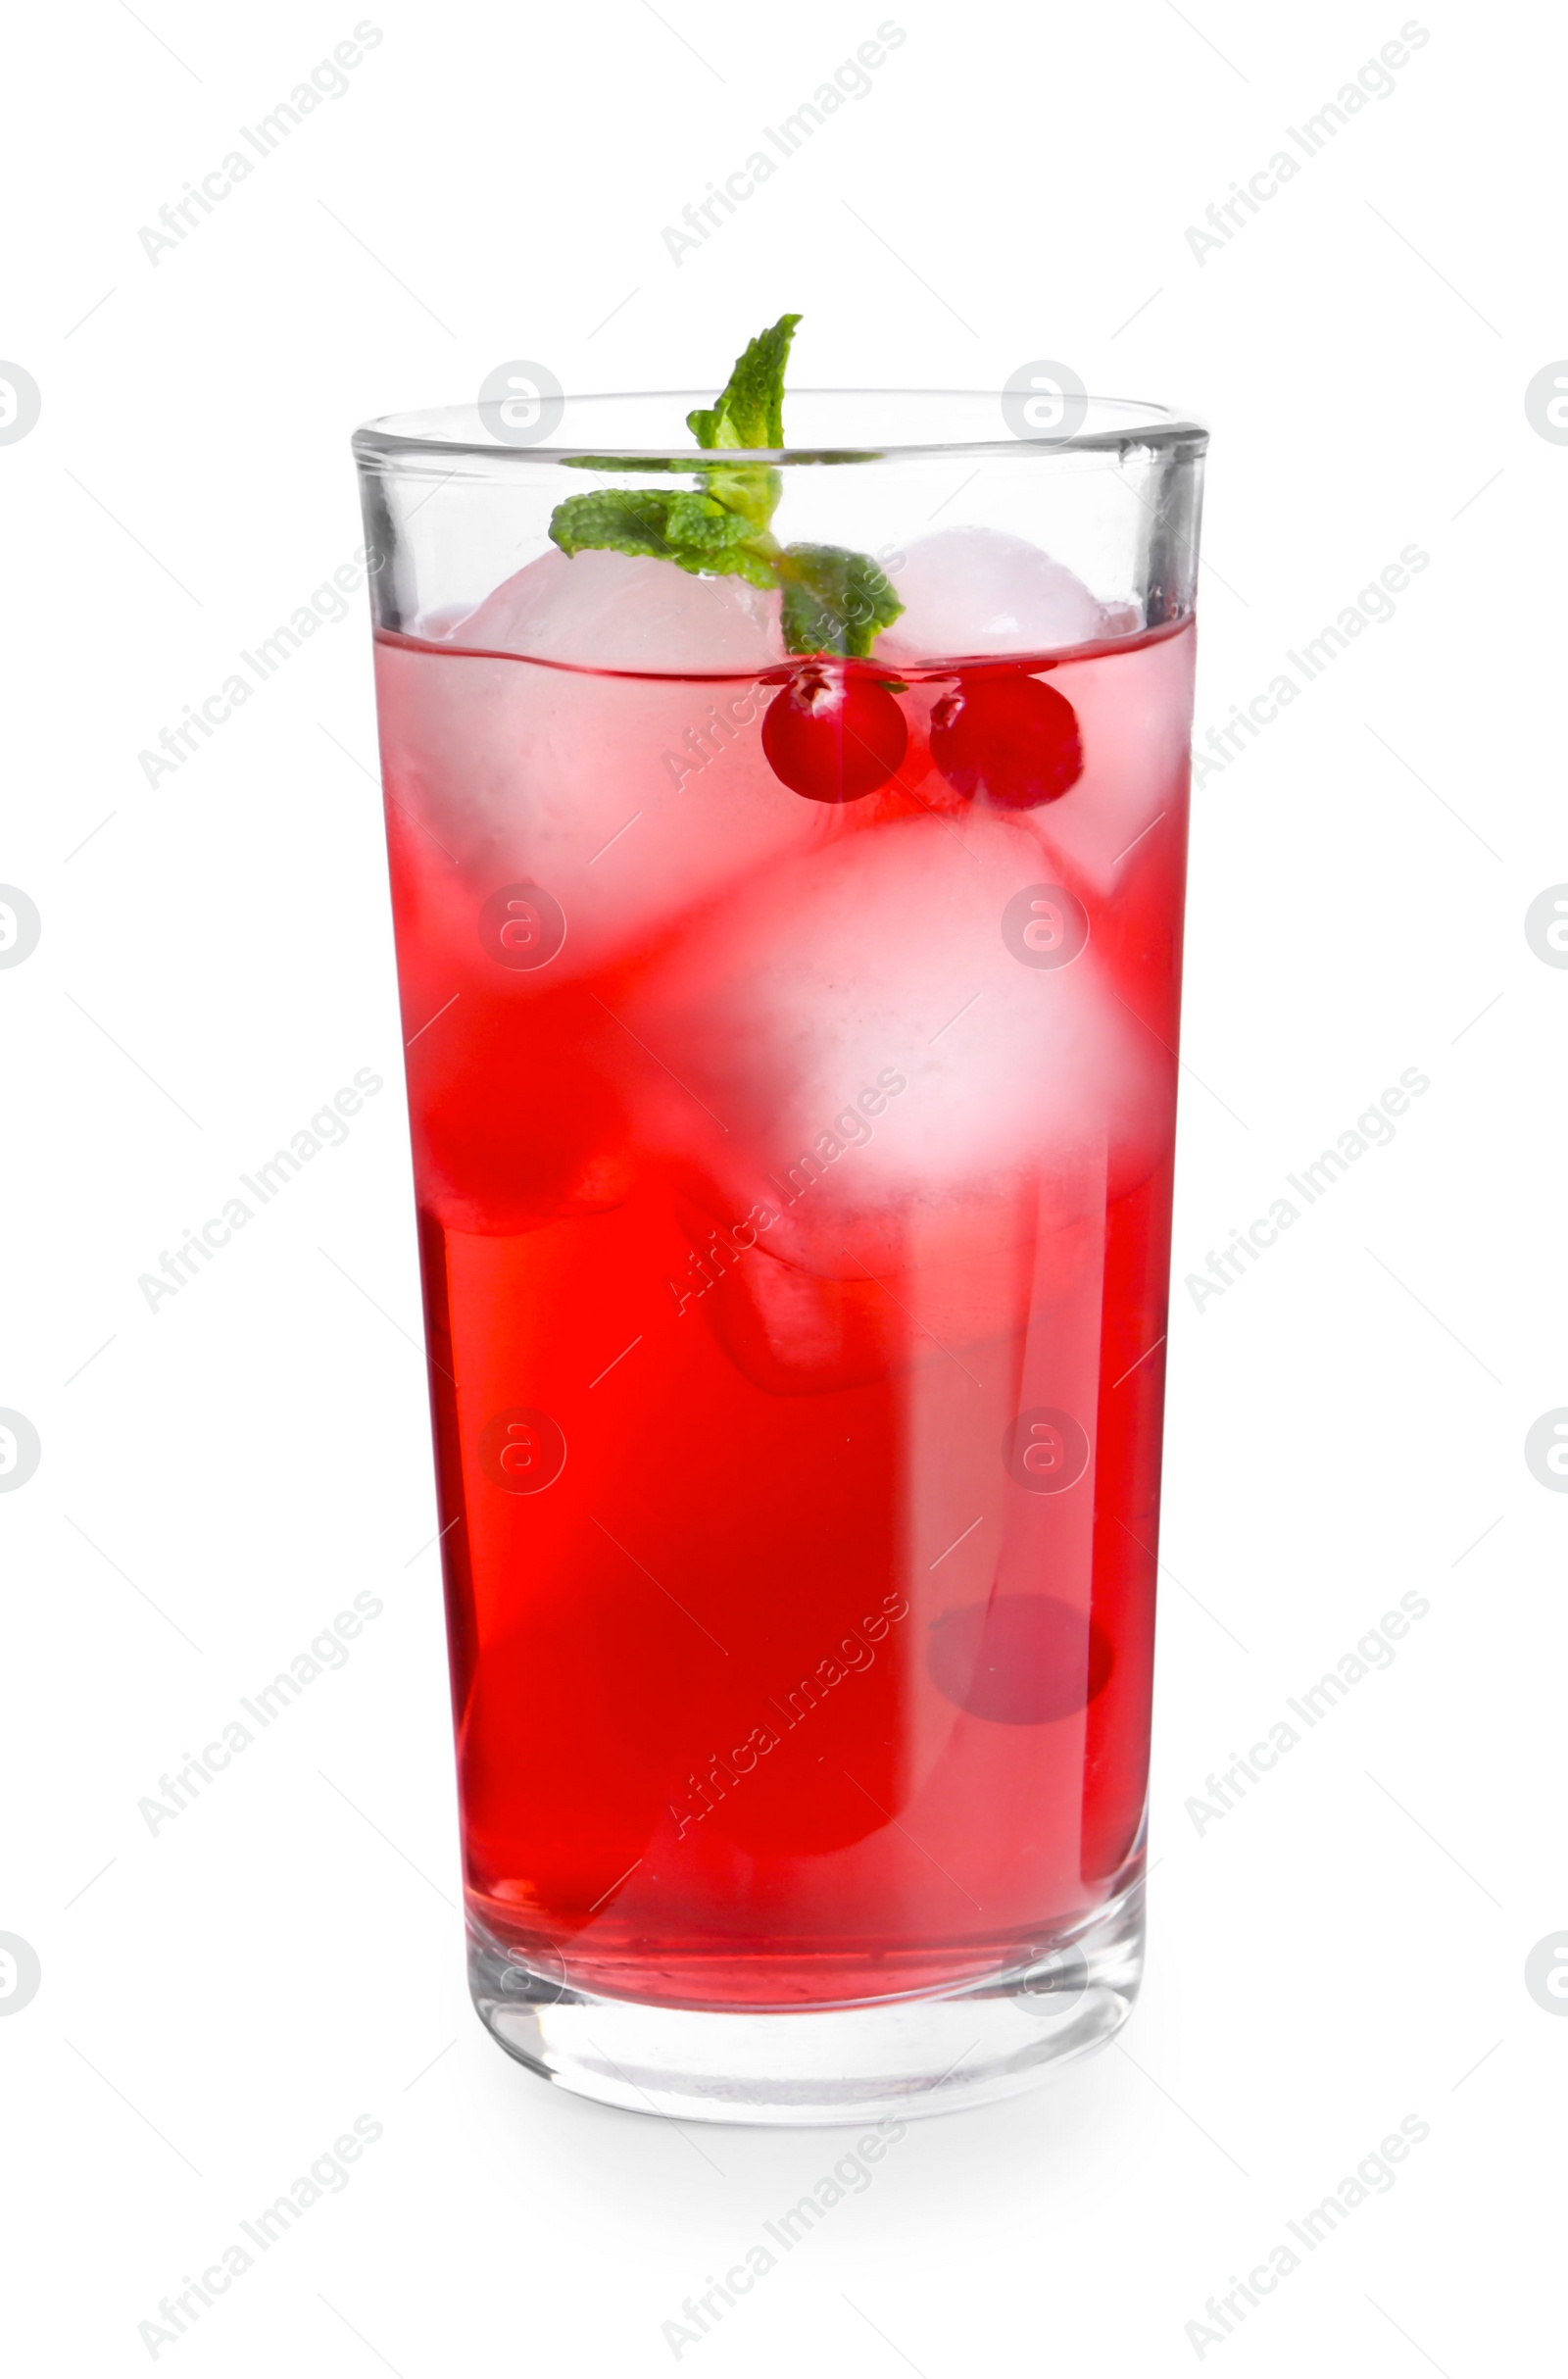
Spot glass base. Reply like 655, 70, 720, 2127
467, 1878, 1144, 2127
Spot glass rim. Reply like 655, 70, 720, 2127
352, 389, 1208, 472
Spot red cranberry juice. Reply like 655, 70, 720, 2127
374, 621, 1193, 2008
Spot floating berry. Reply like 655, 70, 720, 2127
929, 671, 1083, 809
760, 664, 907, 803
926, 1595, 1113, 1726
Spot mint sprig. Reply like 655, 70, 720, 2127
550, 486, 778, 589
778, 543, 904, 658
686, 311, 798, 451
547, 315, 903, 659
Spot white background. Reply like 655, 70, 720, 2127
2, 0, 1562, 2370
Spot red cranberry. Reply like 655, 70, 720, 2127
926, 1595, 1113, 1724
930, 672, 1083, 809
760, 665, 907, 803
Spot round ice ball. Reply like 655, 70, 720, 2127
879, 526, 1104, 663
450, 546, 785, 673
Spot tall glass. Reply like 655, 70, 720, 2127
353, 391, 1205, 2123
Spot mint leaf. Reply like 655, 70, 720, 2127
700, 461, 782, 538
546, 314, 905, 657
562, 454, 686, 473
562, 449, 779, 534
779, 544, 903, 660
548, 488, 776, 586
661, 491, 778, 587
686, 313, 800, 451
549, 488, 680, 560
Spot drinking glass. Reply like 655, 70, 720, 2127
352, 388, 1205, 2122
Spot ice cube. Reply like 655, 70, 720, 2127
452, 547, 785, 673
623, 810, 1173, 1388
627, 813, 1172, 1309
375, 588, 830, 996
878, 527, 1104, 663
